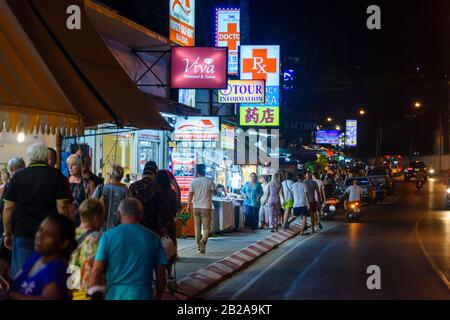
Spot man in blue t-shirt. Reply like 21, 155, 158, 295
89, 198, 167, 300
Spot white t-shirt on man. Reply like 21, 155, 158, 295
292, 182, 308, 208
313, 178, 325, 202
190, 176, 216, 209
346, 185, 363, 202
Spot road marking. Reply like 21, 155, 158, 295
230, 223, 339, 300
415, 218, 450, 291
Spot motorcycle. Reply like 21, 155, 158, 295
346, 201, 362, 222
323, 198, 340, 220
416, 180, 424, 191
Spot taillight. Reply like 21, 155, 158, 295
408, 167, 413, 171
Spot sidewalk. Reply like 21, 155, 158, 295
163, 222, 303, 299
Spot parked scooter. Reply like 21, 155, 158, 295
346, 201, 362, 222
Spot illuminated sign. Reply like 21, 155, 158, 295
239, 106, 280, 127
221, 124, 235, 150
215, 8, 240, 75
345, 119, 358, 147
316, 130, 341, 145
240, 46, 280, 126
172, 152, 195, 202
173, 117, 220, 141
170, 0, 195, 46
179, 89, 196, 107
218, 80, 265, 104
171, 47, 228, 89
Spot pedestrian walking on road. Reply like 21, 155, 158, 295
241, 173, 263, 231
4, 214, 77, 300
312, 172, 325, 230
93, 164, 131, 230
88, 198, 167, 300
2, 143, 71, 277
187, 164, 216, 254
267, 172, 285, 233
156, 170, 181, 279
282, 172, 295, 229
303, 172, 320, 233
285, 173, 311, 234
129, 161, 164, 235
258, 175, 270, 228
69, 199, 105, 300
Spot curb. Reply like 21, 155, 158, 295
164, 222, 303, 299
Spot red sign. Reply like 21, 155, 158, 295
171, 47, 228, 89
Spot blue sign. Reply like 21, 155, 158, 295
345, 120, 357, 147
316, 130, 341, 145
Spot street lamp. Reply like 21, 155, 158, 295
336, 125, 341, 130
414, 101, 422, 109
326, 117, 333, 122
359, 109, 366, 116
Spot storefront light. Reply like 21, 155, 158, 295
17, 132, 25, 143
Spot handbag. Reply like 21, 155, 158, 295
161, 235, 177, 259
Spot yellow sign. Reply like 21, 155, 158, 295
239, 106, 279, 126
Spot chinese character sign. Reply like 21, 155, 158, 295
240, 46, 280, 126
170, 0, 195, 46
216, 8, 240, 75
345, 119, 358, 146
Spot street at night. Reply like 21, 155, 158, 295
0, 0, 449, 312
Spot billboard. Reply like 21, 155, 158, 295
170, 0, 195, 46
239, 106, 280, 127
316, 130, 341, 145
215, 8, 240, 75
171, 47, 228, 89
178, 89, 196, 107
218, 80, 265, 104
240, 46, 280, 126
345, 119, 358, 146
173, 117, 220, 141
172, 152, 195, 202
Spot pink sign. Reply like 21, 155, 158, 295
171, 47, 228, 89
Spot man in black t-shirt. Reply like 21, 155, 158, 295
2, 143, 71, 277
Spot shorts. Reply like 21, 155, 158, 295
308, 202, 317, 213
293, 206, 308, 217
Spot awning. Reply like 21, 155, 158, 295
7, 0, 172, 131
0, 0, 82, 135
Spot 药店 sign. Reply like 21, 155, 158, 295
171, 47, 228, 89
173, 117, 220, 141
215, 8, 240, 75
240, 45, 280, 126
170, 0, 195, 46
239, 106, 280, 127
218, 80, 265, 104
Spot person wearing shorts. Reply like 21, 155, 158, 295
303, 172, 319, 233
285, 173, 310, 234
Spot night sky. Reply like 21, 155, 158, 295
97, 0, 449, 157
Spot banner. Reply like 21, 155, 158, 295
218, 80, 265, 104
170, 0, 195, 46
345, 119, 358, 146
171, 47, 228, 89
173, 117, 220, 141
221, 124, 235, 150
215, 8, 240, 75
240, 46, 280, 126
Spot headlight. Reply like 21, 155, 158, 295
429, 169, 435, 174
446, 188, 450, 194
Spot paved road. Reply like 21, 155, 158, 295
202, 177, 450, 300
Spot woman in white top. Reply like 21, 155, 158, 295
266, 172, 285, 232
258, 175, 270, 228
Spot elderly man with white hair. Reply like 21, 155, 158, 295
2, 143, 71, 277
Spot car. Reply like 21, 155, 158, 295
367, 171, 394, 196
341, 177, 377, 205
404, 161, 427, 182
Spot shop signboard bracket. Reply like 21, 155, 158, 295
133, 49, 170, 88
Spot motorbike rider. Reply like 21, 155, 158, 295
344, 179, 363, 210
